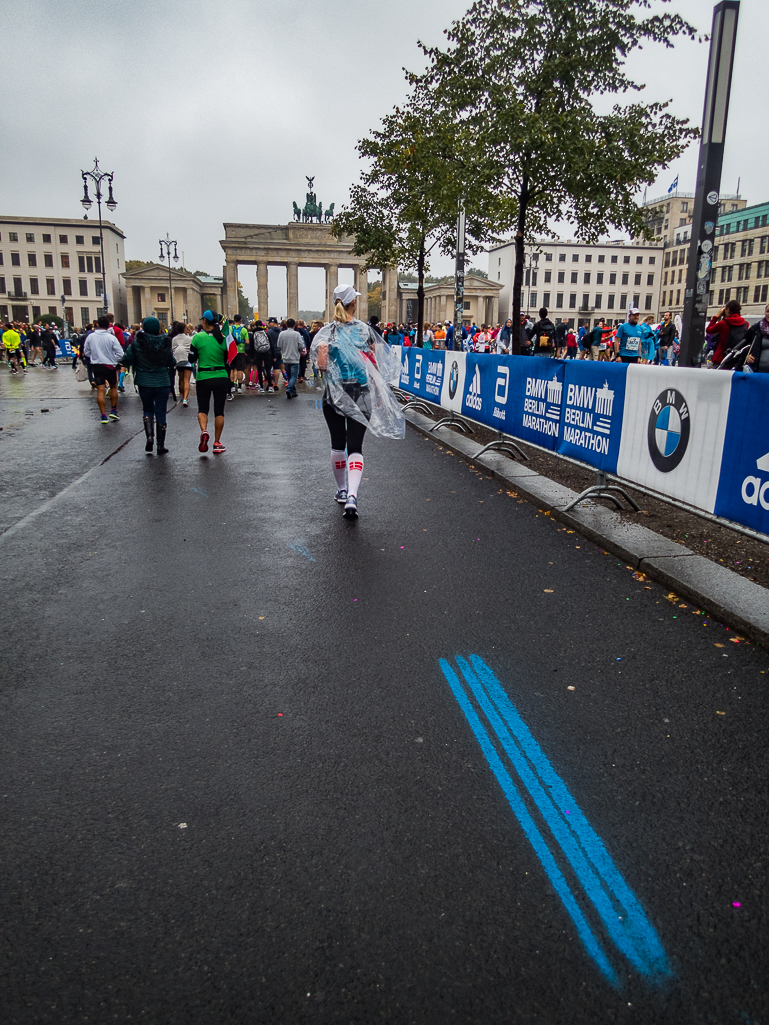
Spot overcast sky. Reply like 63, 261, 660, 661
3, 0, 767, 316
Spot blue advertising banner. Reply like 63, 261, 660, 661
557, 360, 628, 474
714, 371, 769, 533
397, 346, 445, 403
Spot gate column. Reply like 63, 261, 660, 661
257, 262, 268, 322
356, 265, 368, 323
287, 262, 299, 320
325, 264, 338, 321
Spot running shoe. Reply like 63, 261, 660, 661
118, 386, 125, 393
109, 409, 120, 420
182, 399, 188, 407
268, 387, 274, 393
198, 430, 210, 453
213, 441, 226, 454
226, 393, 234, 402
23, 369, 28, 375
334, 488, 348, 504
100, 415, 109, 424
343, 495, 358, 519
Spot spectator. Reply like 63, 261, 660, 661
657, 311, 677, 365
530, 307, 556, 357
745, 302, 769, 373
565, 327, 577, 359
497, 318, 513, 354
706, 300, 750, 367
555, 318, 569, 358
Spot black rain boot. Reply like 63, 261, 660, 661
156, 423, 168, 455
143, 416, 154, 453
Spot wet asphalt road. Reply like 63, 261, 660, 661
1, 368, 768, 1025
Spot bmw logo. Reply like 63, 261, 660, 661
449, 360, 459, 399
647, 389, 690, 472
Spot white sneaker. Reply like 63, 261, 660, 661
334, 488, 348, 504
227, 393, 234, 401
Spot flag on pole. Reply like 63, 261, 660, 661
667, 176, 679, 194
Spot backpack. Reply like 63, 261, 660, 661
254, 330, 270, 353
725, 322, 749, 352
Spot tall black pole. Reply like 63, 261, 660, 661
453, 202, 466, 350
679, 1, 740, 367
159, 233, 179, 326
81, 158, 117, 318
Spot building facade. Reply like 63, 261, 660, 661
640, 190, 747, 247
396, 273, 502, 326
490, 239, 663, 329
0, 215, 127, 325
121, 265, 224, 326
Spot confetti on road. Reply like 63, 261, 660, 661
178, 823, 187, 829
544, 589, 554, 593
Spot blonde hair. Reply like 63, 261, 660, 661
644, 315, 654, 323
333, 299, 355, 324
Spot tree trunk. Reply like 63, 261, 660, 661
416, 239, 425, 347
511, 175, 529, 356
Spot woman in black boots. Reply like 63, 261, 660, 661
120, 317, 176, 455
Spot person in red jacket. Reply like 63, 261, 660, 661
706, 299, 750, 366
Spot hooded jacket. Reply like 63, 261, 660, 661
120, 331, 175, 387
706, 312, 749, 366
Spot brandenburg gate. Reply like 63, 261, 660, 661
220, 221, 397, 324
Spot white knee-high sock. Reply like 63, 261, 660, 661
331, 449, 347, 490
346, 454, 364, 498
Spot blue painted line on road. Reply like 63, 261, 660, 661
439, 659, 619, 988
439, 655, 673, 989
288, 543, 316, 563
192, 486, 209, 498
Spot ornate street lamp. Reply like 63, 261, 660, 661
159, 233, 179, 325
80, 157, 117, 316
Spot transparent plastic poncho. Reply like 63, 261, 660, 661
310, 319, 405, 440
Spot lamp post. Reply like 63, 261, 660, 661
159, 233, 179, 326
679, 1, 740, 366
60, 294, 70, 339
80, 157, 117, 317
523, 252, 539, 318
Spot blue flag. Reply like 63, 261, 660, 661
667, 176, 679, 194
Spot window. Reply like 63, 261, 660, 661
745, 263, 752, 280
681, 201, 688, 212
463, 302, 470, 310
75, 235, 84, 245
661, 291, 666, 306
11, 252, 20, 266
609, 273, 616, 285
63, 279, 72, 296
664, 252, 671, 268
718, 288, 724, 305
47, 306, 57, 316
531, 271, 538, 286
525, 270, 530, 286
671, 251, 678, 267
636, 255, 643, 264
678, 218, 687, 227
724, 224, 731, 235
594, 294, 602, 308
86, 255, 94, 273
27, 253, 37, 266
623, 255, 630, 264
42, 233, 51, 244
666, 203, 670, 213
763, 284, 769, 303
29, 278, 39, 295
46, 278, 56, 295
544, 271, 551, 283
0, 253, 2, 265
713, 246, 719, 262
709, 291, 714, 305
675, 289, 680, 305
754, 285, 762, 303
157, 292, 166, 303
81, 308, 90, 324
44, 253, 53, 267
620, 293, 627, 308
731, 204, 738, 211
79, 280, 88, 296
583, 272, 591, 284
649, 256, 656, 265
582, 293, 589, 309
757, 261, 764, 279
557, 271, 565, 283
633, 294, 640, 308
59, 234, 68, 244
95, 281, 103, 296
644, 295, 653, 311
157, 310, 168, 326
12, 276, 22, 295
91, 236, 100, 246
25, 232, 35, 243
572, 253, 579, 262
607, 294, 615, 309
0, 276, 4, 291
598, 255, 605, 263
647, 274, 654, 286
559, 253, 566, 262
570, 272, 578, 284
727, 265, 734, 282
529, 293, 537, 308
8, 232, 18, 241
585, 255, 592, 263
556, 293, 564, 308
569, 294, 576, 309
545, 253, 552, 262
748, 238, 755, 257
741, 239, 748, 257
634, 273, 641, 286
61, 254, 70, 268
621, 273, 629, 285
663, 272, 668, 286
596, 273, 604, 285
543, 292, 550, 307
610, 255, 618, 264
32, 305, 41, 320
78, 256, 86, 272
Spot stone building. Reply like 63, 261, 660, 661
396, 274, 502, 326
0, 214, 126, 325
121, 265, 224, 326
490, 238, 663, 329
640, 189, 746, 246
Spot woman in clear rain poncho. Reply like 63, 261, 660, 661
310, 283, 404, 519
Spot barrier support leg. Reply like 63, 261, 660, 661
402, 400, 435, 417
429, 412, 475, 435
475, 435, 529, 462
562, 469, 640, 513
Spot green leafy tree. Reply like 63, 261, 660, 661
237, 284, 251, 321
467, 267, 488, 279
417, 0, 699, 350
124, 259, 156, 272
332, 97, 501, 344
368, 281, 382, 319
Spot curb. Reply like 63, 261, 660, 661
405, 408, 769, 650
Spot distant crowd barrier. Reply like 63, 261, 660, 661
393, 346, 769, 537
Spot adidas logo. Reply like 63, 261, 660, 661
466, 365, 483, 411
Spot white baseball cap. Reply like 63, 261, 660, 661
629, 306, 640, 314
333, 284, 361, 306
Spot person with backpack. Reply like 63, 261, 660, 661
530, 307, 556, 357
170, 322, 194, 406
745, 302, 769, 374
706, 299, 750, 368
119, 316, 176, 454
249, 320, 273, 392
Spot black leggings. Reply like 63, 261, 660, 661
196, 377, 230, 418
322, 402, 366, 453
255, 351, 272, 388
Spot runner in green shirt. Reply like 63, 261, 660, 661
190, 311, 231, 454
228, 314, 248, 398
